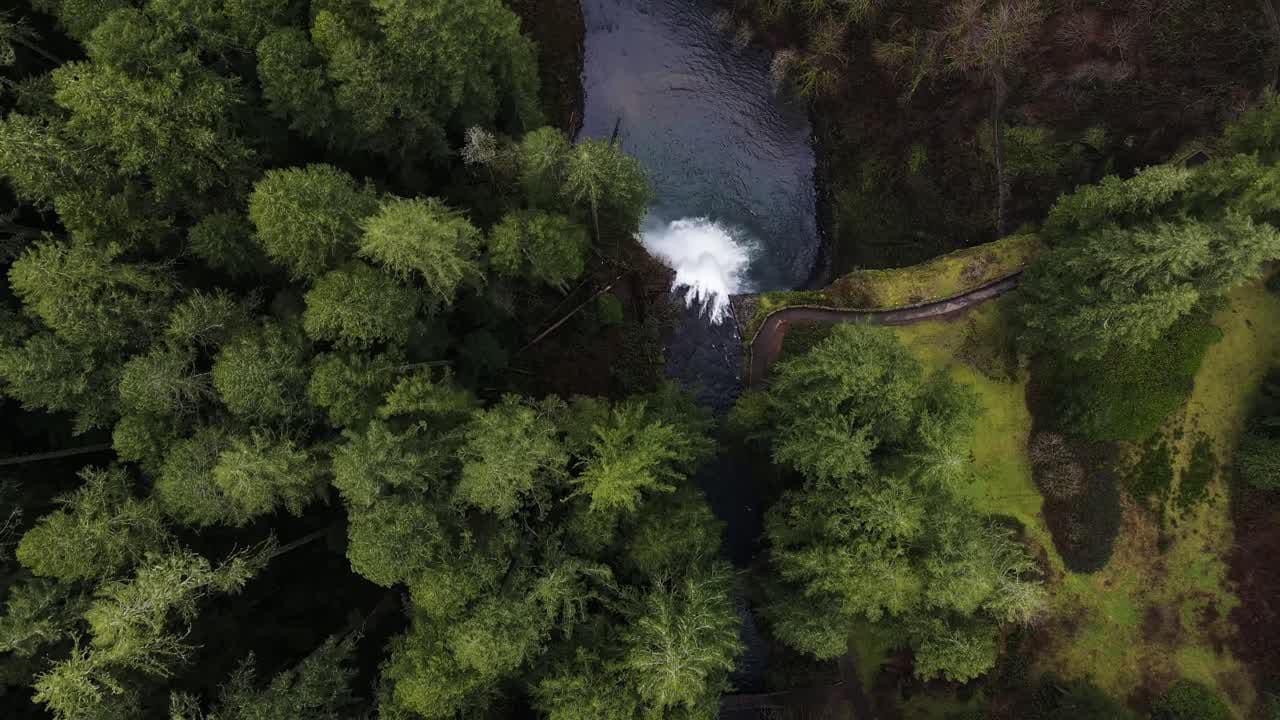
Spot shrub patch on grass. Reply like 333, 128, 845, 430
1176, 434, 1217, 512
1126, 435, 1174, 513
1037, 307, 1223, 443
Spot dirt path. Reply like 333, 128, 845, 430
745, 273, 1022, 387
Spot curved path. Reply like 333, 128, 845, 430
746, 272, 1022, 387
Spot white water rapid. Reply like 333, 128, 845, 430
639, 217, 754, 324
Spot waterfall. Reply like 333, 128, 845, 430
639, 217, 754, 324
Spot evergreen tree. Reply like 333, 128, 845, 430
247, 165, 377, 280
303, 261, 421, 347
489, 210, 590, 291
16, 467, 171, 582
358, 197, 481, 305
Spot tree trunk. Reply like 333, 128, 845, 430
591, 197, 602, 248
520, 276, 623, 352
0, 444, 112, 467
0, 218, 43, 237
991, 75, 1008, 238
268, 526, 332, 560
392, 360, 451, 373
14, 37, 61, 66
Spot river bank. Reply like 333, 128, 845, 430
716, 0, 1275, 275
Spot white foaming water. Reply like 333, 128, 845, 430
639, 217, 753, 324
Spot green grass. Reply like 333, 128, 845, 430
890, 298, 1051, 556
771, 279, 1280, 718
882, 283, 1280, 718
741, 234, 1044, 345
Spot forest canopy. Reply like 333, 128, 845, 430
0, 2, 733, 718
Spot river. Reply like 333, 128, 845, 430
578, 0, 824, 690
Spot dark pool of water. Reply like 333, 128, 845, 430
579, 0, 820, 293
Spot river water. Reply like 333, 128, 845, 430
580, 0, 819, 552
579, 0, 823, 690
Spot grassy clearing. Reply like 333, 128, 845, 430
740, 234, 1044, 344
776, 282, 1280, 717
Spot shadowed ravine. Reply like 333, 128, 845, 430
580, 0, 820, 554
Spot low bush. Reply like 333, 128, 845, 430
1016, 674, 1137, 720
1151, 679, 1232, 720
1176, 434, 1217, 511
1237, 369, 1280, 490
1038, 308, 1222, 442
1126, 435, 1174, 511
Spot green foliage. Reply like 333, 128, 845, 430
186, 212, 265, 278
254, 27, 333, 139
518, 126, 571, 207
757, 324, 1040, 680
164, 290, 248, 348
620, 566, 743, 713
171, 634, 359, 720
1043, 165, 1196, 236
1002, 125, 1070, 180
1151, 679, 1233, 720
533, 646, 643, 720
211, 431, 327, 522
257, 0, 541, 160
306, 351, 399, 429
0, 578, 87, 658
377, 612, 496, 719
9, 237, 172, 350
0, 331, 118, 432
247, 164, 377, 279
51, 52, 255, 207
0, 112, 92, 204
212, 321, 311, 422
488, 209, 589, 290
571, 401, 703, 513
33, 546, 272, 719
112, 411, 179, 473
331, 421, 443, 508
1176, 434, 1217, 511
17, 466, 171, 581
564, 139, 652, 234
1238, 429, 1280, 490
764, 471, 1043, 675
1021, 157, 1280, 359
1038, 308, 1222, 442
0, 3, 722, 716
1126, 435, 1174, 508
907, 616, 998, 684
378, 369, 476, 421
766, 323, 977, 481
1225, 91, 1280, 164
155, 426, 234, 526
456, 396, 567, 517
1237, 369, 1280, 489
303, 261, 420, 347
596, 293, 624, 326
625, 488, 724, 579
358, 197, 481, 305
117, 345, 209, 418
